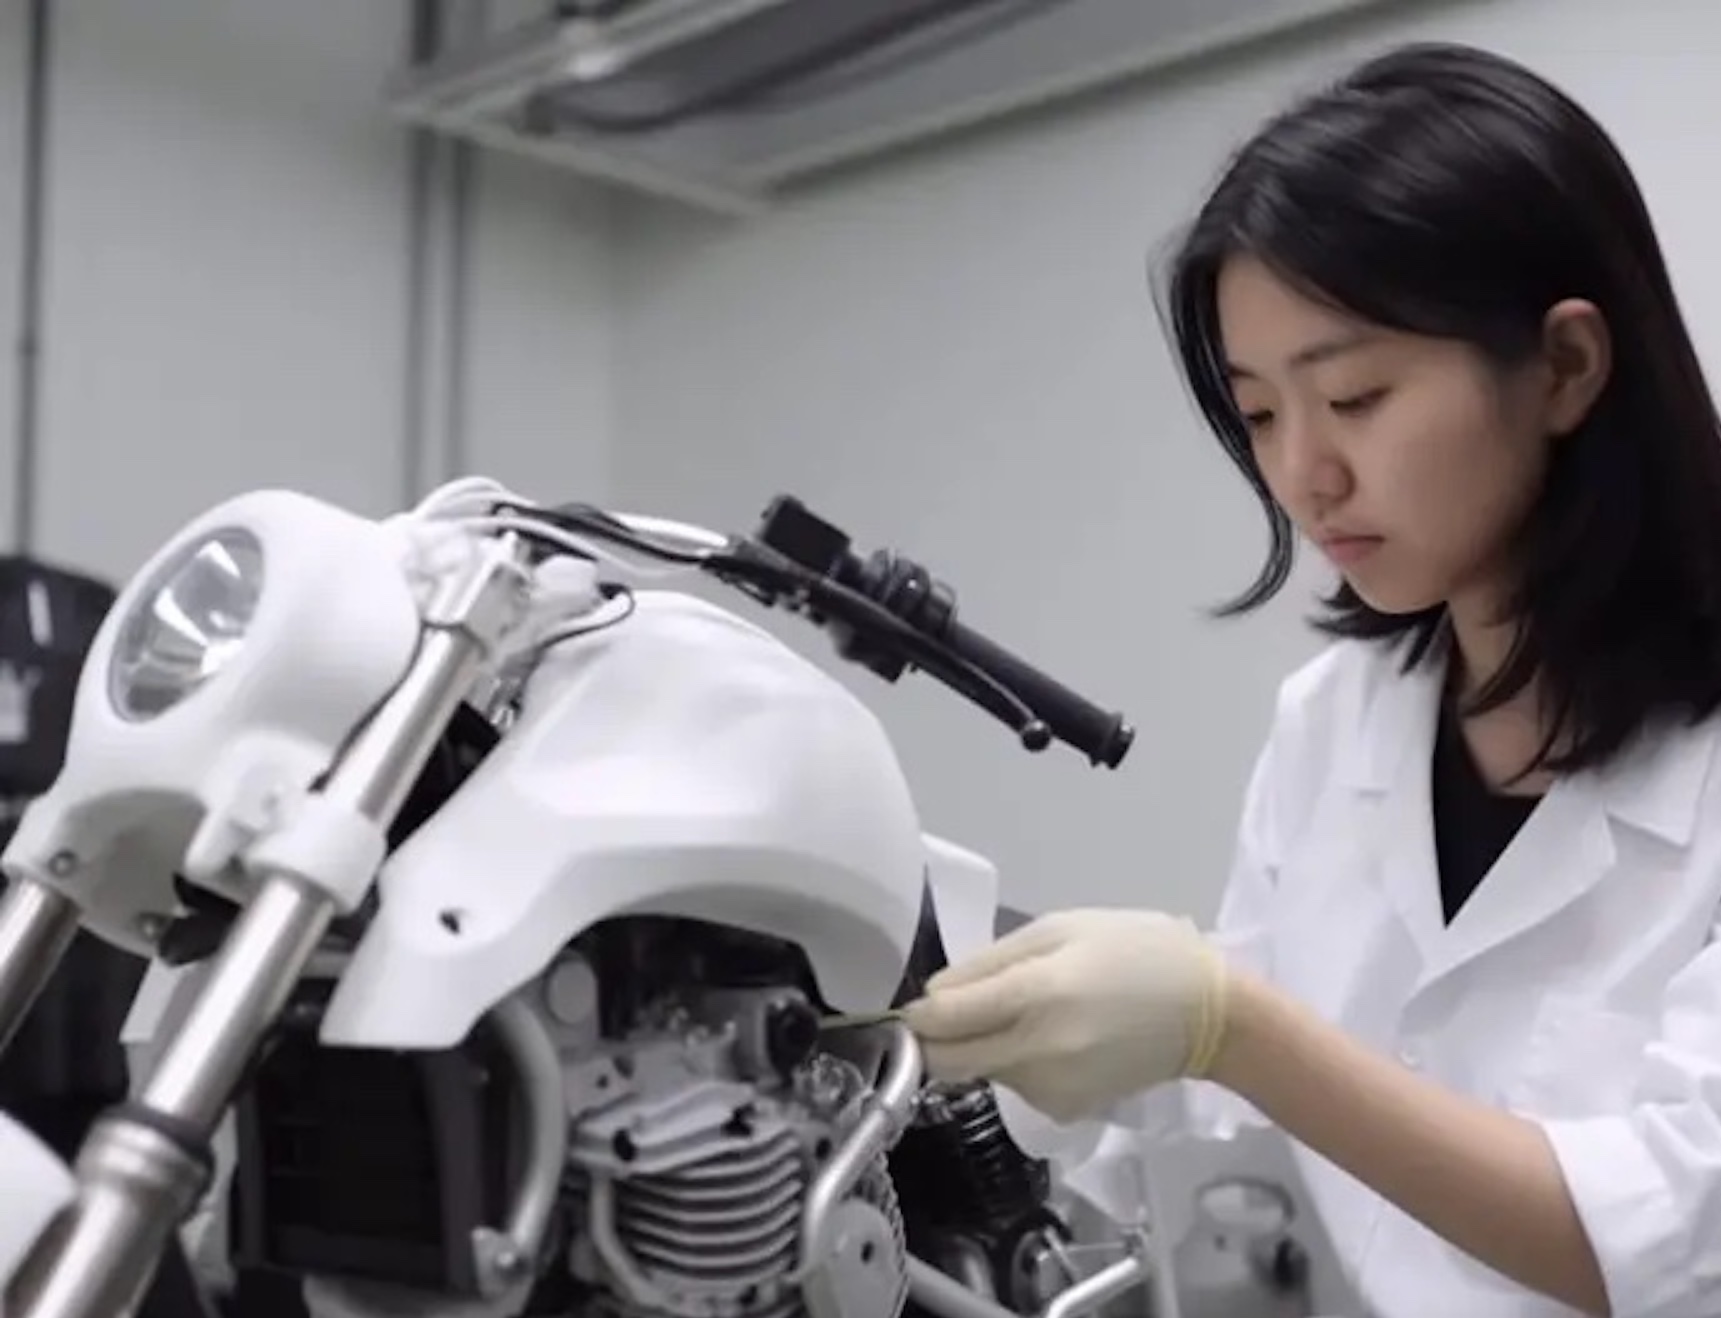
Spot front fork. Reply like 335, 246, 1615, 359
0, 539, 528, 1318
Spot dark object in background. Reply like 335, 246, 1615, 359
0, 558, 214, 1317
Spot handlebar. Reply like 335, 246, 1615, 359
941, 617, 1133, 768
724, 496, 1135, 769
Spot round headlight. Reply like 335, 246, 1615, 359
109, 528, 265, 721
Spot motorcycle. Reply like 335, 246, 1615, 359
0, 477, 1149, 1318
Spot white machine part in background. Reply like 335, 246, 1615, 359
0, 478, 1141, 1318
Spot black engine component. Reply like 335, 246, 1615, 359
887, 880, 1067, 1314
893, 1085, 1053, 1239
578, 912, 829, 1037
228, 984, 519, 1294
891, 1083, 1064, 1315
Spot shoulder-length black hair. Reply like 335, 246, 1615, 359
1161, 41, 1721, 775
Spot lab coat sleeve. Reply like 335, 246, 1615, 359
1538, 929, 1721, 1317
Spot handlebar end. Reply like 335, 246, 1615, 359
1095, 720, 1135, 769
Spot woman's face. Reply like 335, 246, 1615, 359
1216, 255, 1603, 623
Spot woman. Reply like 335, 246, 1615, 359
902, 41, 1721, 1318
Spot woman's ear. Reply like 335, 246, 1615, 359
1540, 298, 1612, 436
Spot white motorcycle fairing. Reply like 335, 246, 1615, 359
319, 589, 929, 1050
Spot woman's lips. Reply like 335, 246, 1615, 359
1320, 534, 1384, 567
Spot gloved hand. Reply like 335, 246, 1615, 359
899, 908, 1231, 1123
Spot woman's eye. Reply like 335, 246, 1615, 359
1330, 387, 1389, 416
1242, 409, 1274, 432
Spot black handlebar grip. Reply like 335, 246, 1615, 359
941, 618, 1135, 768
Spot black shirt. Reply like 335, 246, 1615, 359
1431, 697, 1541, 923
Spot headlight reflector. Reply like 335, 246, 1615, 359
109, 528, 265, 720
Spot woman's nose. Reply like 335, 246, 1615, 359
1277, 416, 1352, 509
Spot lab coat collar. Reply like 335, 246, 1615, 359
1595, 711, 1717, 847
1334, 638, 1721, 995
1334, 636, 1438, 797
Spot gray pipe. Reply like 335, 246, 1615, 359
13, 0, 52, 553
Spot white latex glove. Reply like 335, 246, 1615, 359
900, 908, 1230, 1123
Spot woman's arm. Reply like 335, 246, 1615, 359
1211, 969, 1610, 1316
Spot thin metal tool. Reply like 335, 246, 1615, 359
819, 1009, 906, 1031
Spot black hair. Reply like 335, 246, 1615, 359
1161, 41, 1721, 776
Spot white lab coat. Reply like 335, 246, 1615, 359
1145, 637, 1721, 1317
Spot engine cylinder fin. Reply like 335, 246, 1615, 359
614, 1125, 807, 1294
634, 1172, 801, 1210
622, 1193, 802, 1244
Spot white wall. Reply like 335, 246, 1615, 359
4, 0, 1716, 925
0, 0, 613, 586
466, 152, 612, 503
606, 0, 1721, 920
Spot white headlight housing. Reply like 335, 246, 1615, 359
2, 489, 426, 953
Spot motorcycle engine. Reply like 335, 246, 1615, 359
214, 703, 1057, 1318
560, 918, 910, 1318
226, 915, 908, 1318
